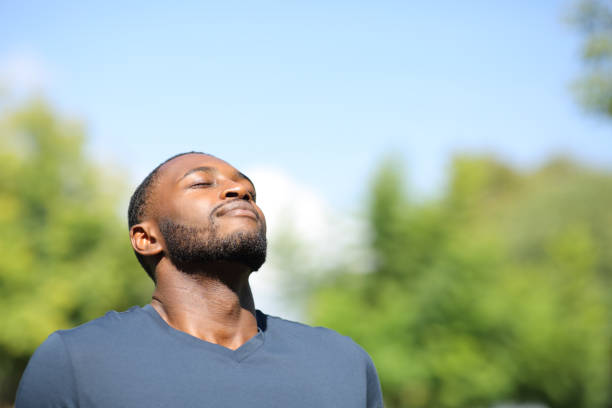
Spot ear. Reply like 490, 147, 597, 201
130, 221, 164, 256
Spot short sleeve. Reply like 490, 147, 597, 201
15, 332, 78, 408
365, 353, 383, 408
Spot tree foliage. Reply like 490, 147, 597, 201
0, 99, 151, 403
568, 0, 612, 117
310, 155, 612, 408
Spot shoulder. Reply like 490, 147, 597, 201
16, 332, 78, 406
16, 307, 149, 407
55, 306, 146, 343
33, 306, 151, 364
63, 305, 147, 332
261, 311, 372, 363
260, 312, 383, 406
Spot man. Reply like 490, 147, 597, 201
16, 152, 383, 407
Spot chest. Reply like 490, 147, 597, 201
71, 345, 367, 408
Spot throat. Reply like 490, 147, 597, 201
150, 266, 258, 350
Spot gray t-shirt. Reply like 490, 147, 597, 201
16, 305, 383, 407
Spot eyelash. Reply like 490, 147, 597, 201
191, 182, 214, 188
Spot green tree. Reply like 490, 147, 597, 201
0, 99, 151, 404
310, 155, 612, 408
568, 0, 612, 117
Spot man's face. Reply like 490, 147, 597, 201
151, 154, 267, 272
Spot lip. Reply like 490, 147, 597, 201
215, 200, 259, 220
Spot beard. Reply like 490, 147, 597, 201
158, 217, 267, 273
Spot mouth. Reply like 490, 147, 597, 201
214, 200, 259, 220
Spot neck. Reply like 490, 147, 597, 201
150, 259, 258, 350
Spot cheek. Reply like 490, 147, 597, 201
170, 198, 215, 226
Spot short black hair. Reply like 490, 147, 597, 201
128, 151, 210, 281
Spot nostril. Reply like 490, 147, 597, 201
225, 191, 239, 198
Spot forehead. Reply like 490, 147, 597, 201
157, 154, 242, 184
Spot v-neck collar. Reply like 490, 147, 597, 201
142, 304, 266, 363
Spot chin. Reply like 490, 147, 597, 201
160, 217, 267, 272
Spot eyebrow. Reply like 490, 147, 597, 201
179, 166, 255, 189
178, 166, 216, 181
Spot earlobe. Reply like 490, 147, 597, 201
130, 223, 164, 256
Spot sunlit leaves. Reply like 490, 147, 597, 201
0, 99, 152, 402
311, 155, 612, 408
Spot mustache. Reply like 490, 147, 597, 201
210, 199, 261, 221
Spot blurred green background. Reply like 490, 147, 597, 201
2, 1, 612, 407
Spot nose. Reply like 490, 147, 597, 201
220, 181, 251, 200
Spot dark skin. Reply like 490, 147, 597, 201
129, 154, 266, 350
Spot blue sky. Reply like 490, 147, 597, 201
1, 0, 610, 209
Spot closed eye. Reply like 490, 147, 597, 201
190, 182, 214, 188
